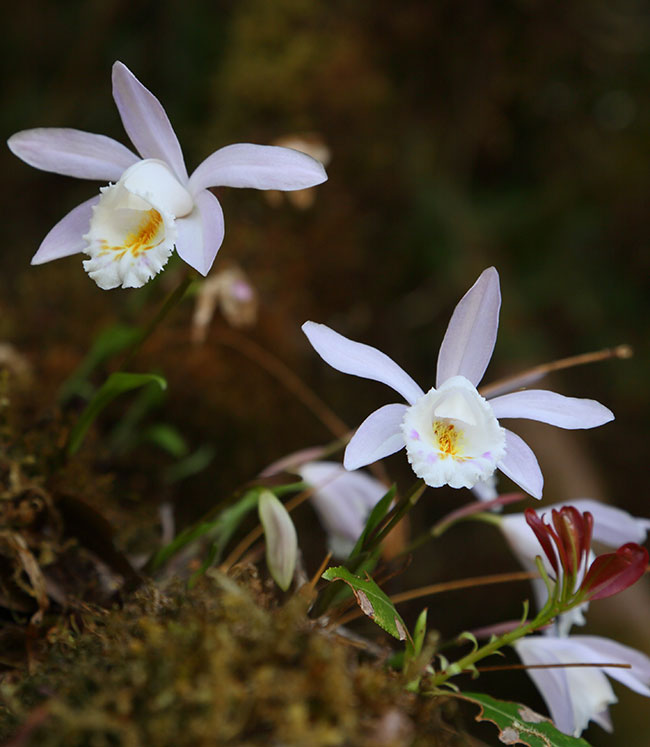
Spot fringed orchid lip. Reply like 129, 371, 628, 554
401, 376, 506, 489
82, 160, 192, 289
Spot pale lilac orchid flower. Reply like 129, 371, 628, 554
302, 268, 613, 498
501, 500, 650, 635
8, 61, 327, 290
297, 461, 389, 558
514, 633, 650, 736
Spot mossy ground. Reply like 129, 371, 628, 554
0, 571, 470, 747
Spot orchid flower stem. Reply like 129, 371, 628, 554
119, 270, 196, 371
429, 592, 587, 688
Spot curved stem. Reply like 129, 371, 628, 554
119, 270, 196, 371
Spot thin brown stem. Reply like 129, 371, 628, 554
214, 327, 391, 485
476, 661, 631, 673
479, 344, 632, 398
215, 328, 349, 439
330, 570, 539, 629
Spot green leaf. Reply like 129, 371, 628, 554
66, 372, 167, 455
163, 444, 215, 484
142, 423, 189, 458
461, 692, 592, 747
321, 566, 409, 641
152, 489, 261, 572
59, 324, 142, 403
347, 484, 396, 562
405, 607, 428, 666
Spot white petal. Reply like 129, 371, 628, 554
497, 429, 543, 499
299, 461, 388, 553
175, 190, 225, 276
545, 499, 650, 547
8, 128, 138, 181
31, 196, 99, 265
302, 322, 424, 405
112, 61, 187, 183
570, 636, 650, 697
189, 143, 327, 193
122, 159, 193, 217
344, 404, 407, 470
489, 390, 614, 429
515, 636, 617, 737
513, 638, 575, 735
436, 267, 501, 387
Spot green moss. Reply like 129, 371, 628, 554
0, 572, 464, 746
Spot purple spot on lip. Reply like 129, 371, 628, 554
409, 429, 420, 441
482, 451, 492, 459
427, 453, 438, 463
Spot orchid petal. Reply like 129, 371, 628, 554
570, 636, 650, 697
498, 429, 543, 499
122, 159, 194, 217
436, 267, 501, 388
344, 404, 407, 471
112, 61, 187, 182
189, 143, 327, 194
299, 461, 387, 550
8, 128, 138, 181
302, 322, 424, 405
513, 639, 575, 735
489, 390, 614, 429
31, 196, 99, 265
175, 190, 225, 276
514, 636, 617, 737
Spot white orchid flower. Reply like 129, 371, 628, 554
514, 633, 650, 736
8, 61, 327, 290
501, 500, 650, 635
297, 461, 389, 558
302, 268, 613, 498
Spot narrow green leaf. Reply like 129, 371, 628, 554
143, 423, 189, 458
408, 608, 428, 659
163, 444, 215, 484
347, 484, 396, 561
321, 566, 409, 641
66, 372, 167, 455
152, 489, 260, 571
59, 324, 142, 404
461, 692, 591, 747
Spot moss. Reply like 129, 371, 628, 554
0, 571, 466, 746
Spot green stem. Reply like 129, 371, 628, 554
119, 270, 196, 371
429, 579, 576, 688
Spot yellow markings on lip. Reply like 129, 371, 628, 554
97, 209, 164, 259
432, 420, 463, 459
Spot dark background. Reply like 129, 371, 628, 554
1, 1, 649, 744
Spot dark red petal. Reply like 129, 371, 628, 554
581, 543, 649, 600
525, 508, 558, 574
